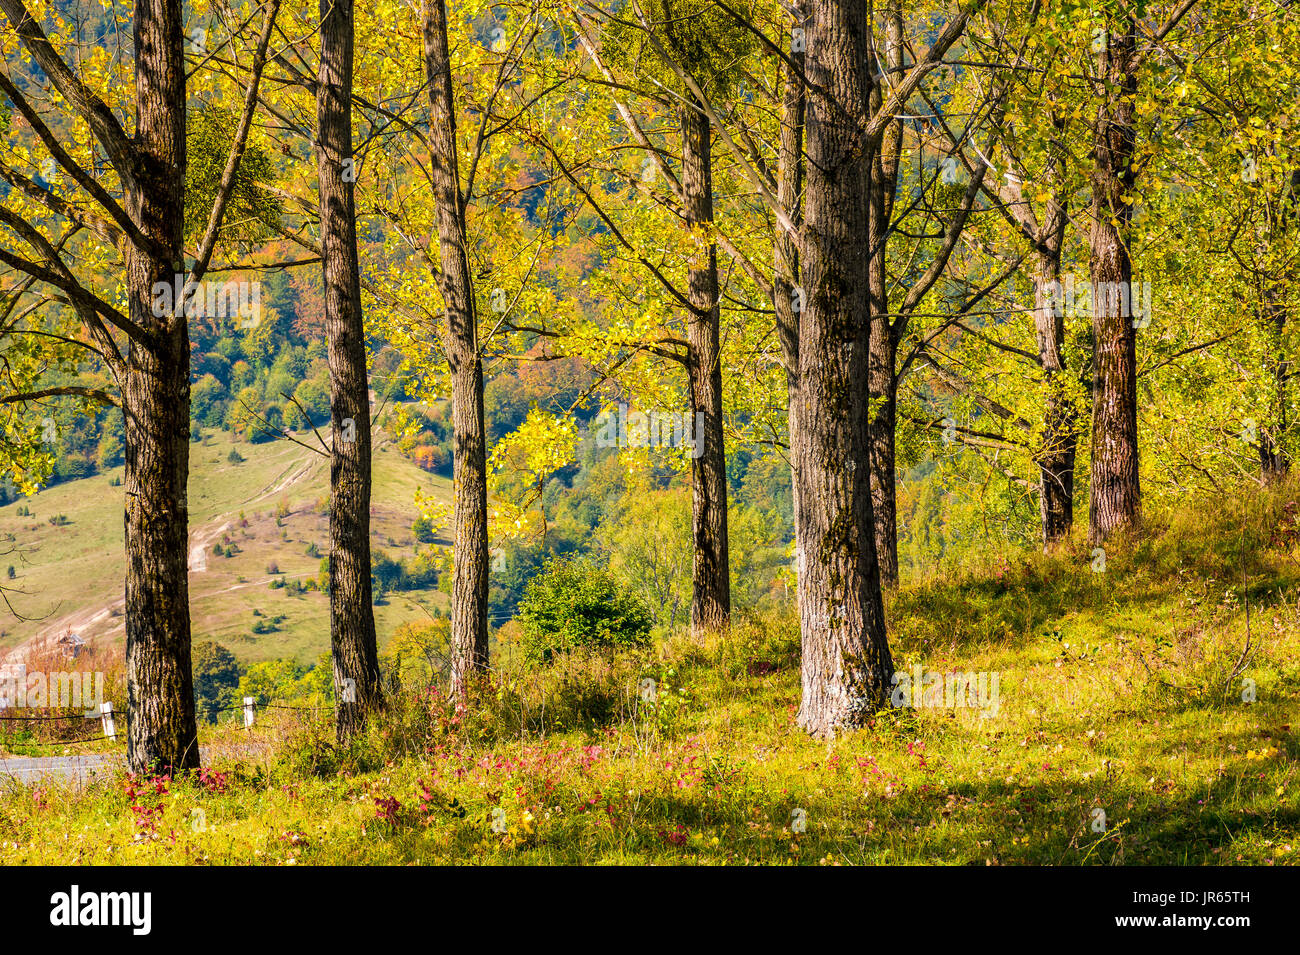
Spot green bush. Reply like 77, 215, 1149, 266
412, 514, 437, 543
516, 557, 653, 664
237, 655, 332, 709
192, 641, 241, 723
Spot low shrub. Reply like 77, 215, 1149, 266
516, 557, 653, 664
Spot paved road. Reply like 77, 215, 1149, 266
0, 743, 271, 787
0, 753, 121, 786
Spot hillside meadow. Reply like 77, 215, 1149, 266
0, 426, 451, 664
2, 485, 1296, 865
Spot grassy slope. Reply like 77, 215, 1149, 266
0, 428, 451, 663
2, 486, 1297, 864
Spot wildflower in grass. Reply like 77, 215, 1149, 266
199, 767, 230, 794
374, 796, 401, 824
279, 830, 309, 848
660, 824, 689, 846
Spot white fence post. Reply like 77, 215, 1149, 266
243, 696, 256, 729
100, 701, 116, 741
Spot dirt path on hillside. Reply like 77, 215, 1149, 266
188, 521, 231, 573
10, 511, 265, 663
3, 600, 123, 665
249, 456, 319, 508
7, 455, 318, 661
4, 425, 414, 664
8, 515, 237, 662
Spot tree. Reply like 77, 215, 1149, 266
542, 3, 750, 634
624, 2, 743, 634
192, 641, 240, 723
597, 484, 692, 630
774, 0, 807, 607
863, 5, 991, 586
0, 0, 278, 771
1166, 6, 1300, 483
317, 0, 383, 737
1086, 1, 1199, 543
1086, 9, 1142, 543
422, 0, 489, 696
516, 556, 653, 663
925, 1, 1085, 549
794, 0, 981, 734
984, 93, 1077, 547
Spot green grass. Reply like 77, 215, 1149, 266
2, 484, 1297, 864
0, 427, 452, 663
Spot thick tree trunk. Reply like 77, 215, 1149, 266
123, 0, 199, 774
1033, 246, 1077, 546
680, 95, 730, 634
318, 0, 382, 738
774, 2, 806, 592
1087, 17, 1140, 544
423, 0, 488, 694
795, 0, 893, 736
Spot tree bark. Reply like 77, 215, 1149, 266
1258, 287, 1290, 481
982, 99, 1077, 547
1034, 245, 1077, 547
122, 0, 199, 774
423, 0, 488, 694
680, 95, 730, 634
1257, 168, 1299, 482
1, 0, 275, 772
1029, 109, 1078, 549
795, 0, 893, 736
1087, 16, 1141, 544
318, 0, 382, 738
866, 164, 898, 587
866, 5, 903, 587
866, 337, 898, 585
774, 2, 806, 599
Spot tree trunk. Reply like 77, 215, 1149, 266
1033, 245, 1077, 547
680, 95, 730, 634
866, 362, 898, 584
1257, 169, 1299, 482
318, 0, 382, 738
1087, 17, 1140, 544
123, 0, 199, 774
866, 6, 903, 587
423, 0, 488, 694
795, 0, 893, 736
867, 177, 898, 586
1258, 287, 1290, 481
774, 2, 806, 597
